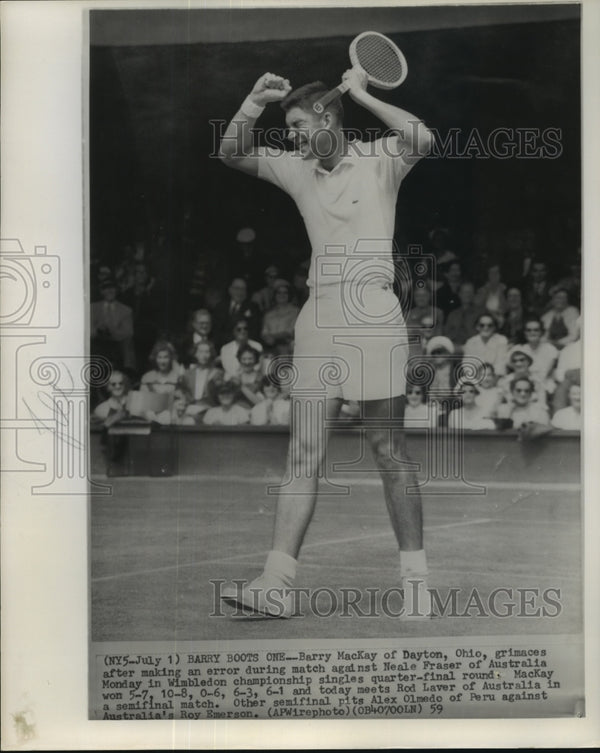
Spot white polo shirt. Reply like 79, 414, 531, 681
257, 137, 415, 288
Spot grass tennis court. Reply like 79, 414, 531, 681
91, 462, 581, 642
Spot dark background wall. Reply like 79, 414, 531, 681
89, 5, 580, 326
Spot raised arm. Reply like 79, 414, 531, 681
342, 67, 434, 163
219, 73, 292, 176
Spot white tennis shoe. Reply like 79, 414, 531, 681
221, 576, 294, 618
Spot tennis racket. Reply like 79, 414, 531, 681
313, 31, 408, 114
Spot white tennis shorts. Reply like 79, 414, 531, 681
292, 282, 410, 401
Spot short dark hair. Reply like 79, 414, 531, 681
237, 344, 260, 363
281, 81, 344, 124
524, 316, 544, 332
510, 376, 534, 393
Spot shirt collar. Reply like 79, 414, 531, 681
310, 141, 361, 175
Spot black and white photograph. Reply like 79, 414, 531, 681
2, 0, 599, 748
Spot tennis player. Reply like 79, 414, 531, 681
219, 68, 434, 618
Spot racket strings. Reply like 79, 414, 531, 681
356, 35, 405, 84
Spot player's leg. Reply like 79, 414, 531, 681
270, 394, 343, 557
221, 394, 342, 617
361, 395, 432, 617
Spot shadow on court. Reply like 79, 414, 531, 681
91, 474, 581, 642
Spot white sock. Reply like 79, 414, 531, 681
399, 549, 428, 578
263, 550, 297, 587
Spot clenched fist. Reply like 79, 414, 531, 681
249, 73, 292, 106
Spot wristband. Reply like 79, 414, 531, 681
240, 96, 265, 119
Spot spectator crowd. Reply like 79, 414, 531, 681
92, 225, 582, 434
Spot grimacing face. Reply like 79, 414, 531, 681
285, 105, 335, 160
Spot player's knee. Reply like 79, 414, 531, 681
288, 435, 325, 473
369, 431, 409, 470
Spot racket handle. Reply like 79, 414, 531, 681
313, 82, 350, 114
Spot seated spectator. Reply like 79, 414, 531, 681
403, 384, 435, 428
121, 261, 161, 369
179, 309, 216, 366
554, 335, 581, 384
521, 317, 558, 395
92, 370, 131, 427
497, 346, 546, 406
140, 340, 183, 394
405, 285, 444, 335
212, 277, 261, 347
230, 226, 266, 292
435, 261, 463, 317
91, 262, 113, 302
549, 254, 581, 308
428, 227, 457, 286
179, 342, 224, 416
552, 335, 581, 413
425, 336, 457, 393
464, 313, 509, 376
541, 289, 580, 350
448, 382, 495, 431
497, 377, 550, 428
261, 279, 300, 355
443, 281, 482, 348
90, 278, 136, 372
291, 263, 310, 307
523, 259, 552, 317
145, 388, 197, 426
474, 264, 508, 325
232, 345, 265, 408
551, 384, 581, 431
252, 264, 281, 312
220, 319, 263, 379
474, 363, 502, 419
203, 382, 250, 426
414, 314, 439, 358
114, 244, 136, 296
250, 377, 291, 426
498, 287, 525, 345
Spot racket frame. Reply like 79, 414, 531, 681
313, 31, 408, 114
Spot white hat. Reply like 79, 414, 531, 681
425, 335, 455, 355
236, 227, 256, 243
508, 346, 533, 364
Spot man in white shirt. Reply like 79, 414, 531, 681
218, 69, 434, 618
